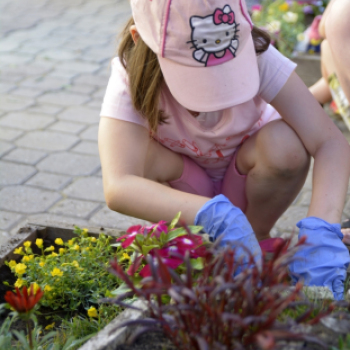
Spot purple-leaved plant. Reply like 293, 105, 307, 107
106, 235, 334, 350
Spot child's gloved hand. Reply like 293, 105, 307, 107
194, 194, 262, 273
289, 217, 350, 300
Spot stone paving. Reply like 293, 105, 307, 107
0, 0, 350, 246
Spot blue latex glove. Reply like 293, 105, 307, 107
289, 217, 350, 300
194, 194, 262, 273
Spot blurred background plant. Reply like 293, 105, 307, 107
251, 0, 330, 57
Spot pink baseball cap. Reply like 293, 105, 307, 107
130, 0, 259, 112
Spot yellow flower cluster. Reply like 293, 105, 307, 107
15, 263, 27, 275
278, 2, 289, 11
87, 307, 98, 318
36, 238, 43, 248
14, 247, 23, 255
15, 278, 25, 288
51, 268, 63, 277
44, 285, 53, 292
55, 238, 64, 245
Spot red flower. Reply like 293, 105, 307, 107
4, 285, 43, 313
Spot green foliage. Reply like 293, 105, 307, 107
52, 305, 120, 349
252, 0, 306, 57
6, 227, 122, 311
332, 334, 350, 350
0, 304, 13, 349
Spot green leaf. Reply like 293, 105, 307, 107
168, 211, 181, 230
159, 231, 167, 245
187, 225, 204, 234
110, 283, 131, 296
142, 245, 159, 256
166, 228, 187, 242
190, 258, 204, 270
135, 234, 145, 244
2, 281, 10, 286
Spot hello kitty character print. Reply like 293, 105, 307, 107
188, 5, 239, 67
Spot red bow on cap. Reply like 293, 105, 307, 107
214, 9, 235, 25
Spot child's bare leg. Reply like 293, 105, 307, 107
309, 40, 336, 104
236, 120, 310, 240
309, 77, 332, 105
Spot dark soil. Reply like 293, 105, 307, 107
0, 264, 16, 305
115, 331, 177, 350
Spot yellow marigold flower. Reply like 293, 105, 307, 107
51, 252, 58, 257
39, 261, 45, 267
14, 278, 25, 288
45, 245, 55, 252
59, 248, 66, 255
82, 228, 89, 237
36, 239, 44, 248
23, 241, 31, 248
45, 322, 55, 330
122, 253, 130, 261
87, 307, 98, 318
278, 2, 289, 11
14, 247, 23, 255
55, 238, 64, 245
73, 244, 80, 251
22, 256, 30, 263
31, 282, 40, 294
72, 260, 79, 268
22, 255, 34, 263
51, 268, 63, 277
15, 263, 27, 275
90, 237, 97, 242
44, 285, 53, 292
8, 260, 17, 269
68, 239, 74, 246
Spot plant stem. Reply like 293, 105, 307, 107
26, 319, 33, 349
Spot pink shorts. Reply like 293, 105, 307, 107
169, 152, 248, 213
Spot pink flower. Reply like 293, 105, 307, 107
251, 4, 262, 11
117, 225, 143, 248
139, 247, 183, 277
117, 221, 168, 248
149, 221, 168, 238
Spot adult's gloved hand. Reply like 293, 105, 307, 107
194, 194, 262, 273
289, 217, 350, 300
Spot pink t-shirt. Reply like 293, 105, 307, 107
100, 45, 296, 181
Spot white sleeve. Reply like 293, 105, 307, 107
257, 45, 297, 103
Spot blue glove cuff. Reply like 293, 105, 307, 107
296, 217, 343, 240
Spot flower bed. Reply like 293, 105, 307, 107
1, 219, 350, 350
0, 223, 128, 349
0, 216, 209, 349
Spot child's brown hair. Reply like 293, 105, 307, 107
118, 17, 270, 133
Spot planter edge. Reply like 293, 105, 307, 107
77, 300, 148, 350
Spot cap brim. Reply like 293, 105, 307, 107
158, 35, 259, 112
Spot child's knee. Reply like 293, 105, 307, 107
259, 121, 310, 177
144, 139, 184, 183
